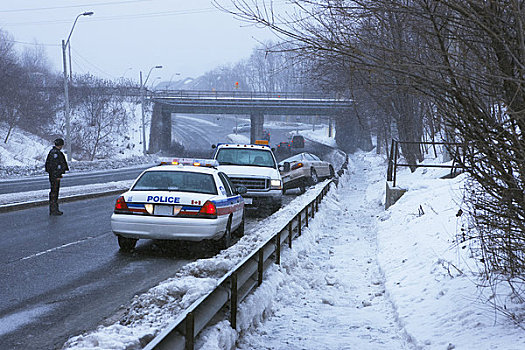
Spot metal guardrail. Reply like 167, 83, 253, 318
144, 157, 348, 350
151, 89, 344, 101
386, 140, 467, 187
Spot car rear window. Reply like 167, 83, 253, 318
132, 171, 217, 195
216, 148, 276, 168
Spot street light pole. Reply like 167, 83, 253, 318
140, 65, 162, 155
62, 11, 93, 162
61, 39, 70, 160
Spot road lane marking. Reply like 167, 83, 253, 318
16, 236, 95, 262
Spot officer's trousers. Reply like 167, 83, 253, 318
49, 177, 61, 213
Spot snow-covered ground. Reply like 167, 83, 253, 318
61, 151, 524, 350
3, 121, 523, 349
298, 126, 337, 148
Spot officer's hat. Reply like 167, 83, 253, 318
54, 138, 65, 146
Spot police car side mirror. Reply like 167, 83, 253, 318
283, 162, 291, 172
236, 185, 248, 195
211, 144, 217, 149
271, 147, 275, 152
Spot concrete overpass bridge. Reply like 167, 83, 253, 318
148, 90, 352, 153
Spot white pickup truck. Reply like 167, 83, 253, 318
212, 143, 283, 212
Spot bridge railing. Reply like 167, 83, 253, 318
152, 89, 342, 101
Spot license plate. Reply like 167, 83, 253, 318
155, 205, 174, 216
244, 197, 253, 205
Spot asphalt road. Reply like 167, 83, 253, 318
0, 116, 327, 196
0, 191, 298, 349
0, 166, 151, 195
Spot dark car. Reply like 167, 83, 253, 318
262, 130, 271, 142
275, 141, 291, 158
290, 135, 305, 149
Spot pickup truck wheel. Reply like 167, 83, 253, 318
233, 213, 245, 237
118, 236, 137, 252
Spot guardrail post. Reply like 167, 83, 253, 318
315, 197, 319, 212
275, 232, 281, 265
311, 202, 315, 219
258, 249, 263, 286
298, 213, 302, 236
288, 222, 292, 248
230, 273, 237, 330
305, 206, 309, 227
185, 312, 194, 350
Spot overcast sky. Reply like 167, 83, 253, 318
0, 0, 283, 86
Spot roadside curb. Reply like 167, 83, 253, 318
0, 189, 127, 213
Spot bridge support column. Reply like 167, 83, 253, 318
250, 113, 264, 144
149, 102, 172, 154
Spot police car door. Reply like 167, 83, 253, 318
218, 172, 242, 228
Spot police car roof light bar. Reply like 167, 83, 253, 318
161, 158, 219, 168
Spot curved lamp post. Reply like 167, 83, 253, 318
62, 11, 94, 162
140, 65, 163, 155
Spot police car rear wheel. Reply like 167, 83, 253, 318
218, 220, 232, 250
118, 236, 137, 252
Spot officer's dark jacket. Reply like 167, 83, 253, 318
45, 147, 69, 178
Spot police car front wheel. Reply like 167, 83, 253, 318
118, 235, 137, 252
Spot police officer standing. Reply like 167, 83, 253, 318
45, 138, 69, 215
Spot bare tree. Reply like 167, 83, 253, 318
217, 0, 525, 318
69, 75, 130, 160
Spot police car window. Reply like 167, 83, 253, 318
218, 172, 234, 196
216, 149, 276, 168
132, 171, 217, 195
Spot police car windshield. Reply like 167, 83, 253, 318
132, 171, 217, 195
216, 148, 276, 168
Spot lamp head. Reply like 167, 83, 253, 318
82, 11, 94, 16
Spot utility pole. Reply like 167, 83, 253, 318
140, 65, 163, 155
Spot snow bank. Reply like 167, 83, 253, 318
63, 180, 332, 349
377, 171, 525, 349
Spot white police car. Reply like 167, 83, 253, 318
111, 158, 246, 252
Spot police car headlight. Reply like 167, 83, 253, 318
270, 179, 282, 190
